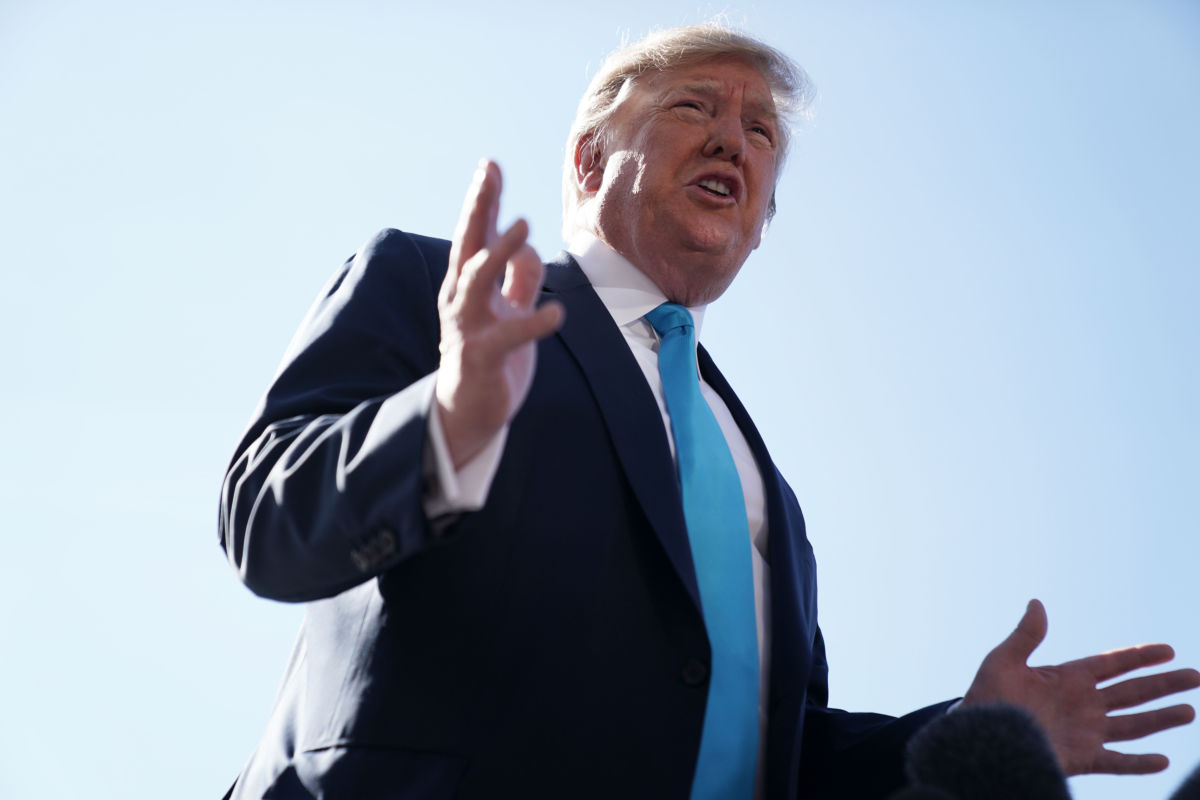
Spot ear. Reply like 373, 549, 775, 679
573, 133, 605, 196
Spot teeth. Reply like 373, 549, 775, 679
698, 178, 732, 196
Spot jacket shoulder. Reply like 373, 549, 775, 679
359, 228, 451, 273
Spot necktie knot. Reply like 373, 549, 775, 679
645, 302, 694, 339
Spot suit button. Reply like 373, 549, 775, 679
682, 659, 709, 686
350, 528, 397, 572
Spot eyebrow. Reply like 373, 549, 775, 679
670, 81, 779, 122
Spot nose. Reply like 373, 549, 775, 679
702, 111, 745, 165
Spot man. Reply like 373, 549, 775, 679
219, 24, 1199, 799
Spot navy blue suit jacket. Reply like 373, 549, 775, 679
219, 229, 950, 799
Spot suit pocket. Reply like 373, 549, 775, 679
262, 745, 466, 800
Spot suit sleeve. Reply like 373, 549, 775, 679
798, 627, 956, 799
218, 228, 453, 602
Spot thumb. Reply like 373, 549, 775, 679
996, 598, 1048, 664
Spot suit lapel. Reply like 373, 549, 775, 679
698, 345, 815, 800
541, 254, 702, 611
696, 346, 787, 563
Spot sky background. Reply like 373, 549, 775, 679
0, 1, 1197, 798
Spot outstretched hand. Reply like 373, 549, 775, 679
435, 160, 564, 468
962, 599, 1200, 776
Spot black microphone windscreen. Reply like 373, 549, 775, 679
1170, 760, 1200, 800
905, 703, 1071, 800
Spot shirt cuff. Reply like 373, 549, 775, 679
423, 401, 508, 521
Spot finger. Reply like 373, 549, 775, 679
994, 599, 1048, 665
1075, 643, 1176, 683
1103, 668, 1200, 711
1105, 703, 1196, 743
501, 242, 546, 310
1086, 749, 1169, 776
447, 160, 502, 287
455, 159, 502, 260
443, 162, 496, 305
485, 302, 564, 355
459, 219, 531, 313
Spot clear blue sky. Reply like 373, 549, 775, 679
1, 1, 1196, 798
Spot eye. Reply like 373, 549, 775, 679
748, 124, 774, 144
674, 100, 704, 112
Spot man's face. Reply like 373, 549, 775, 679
580, 56, 781, 306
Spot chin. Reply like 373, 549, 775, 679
679, 220, 752, 256
680, 231, 733, 257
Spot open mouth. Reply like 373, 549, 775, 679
697, 178, 733, 198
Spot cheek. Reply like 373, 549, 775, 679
748, 225, 763, 251
611, 151, 650, 194
599, 152, 655, 215
749, 166, 777, 234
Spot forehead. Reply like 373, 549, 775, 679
634, 56, 777, 113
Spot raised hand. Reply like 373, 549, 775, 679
962, 599, 1200, 775
434, 160, 564, 469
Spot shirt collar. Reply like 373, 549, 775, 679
566, 229, 708, 338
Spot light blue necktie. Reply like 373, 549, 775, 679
646, 303, 759, 800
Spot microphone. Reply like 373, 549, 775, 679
1170, 761, 1200, 800
901, 703, 1071, 800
